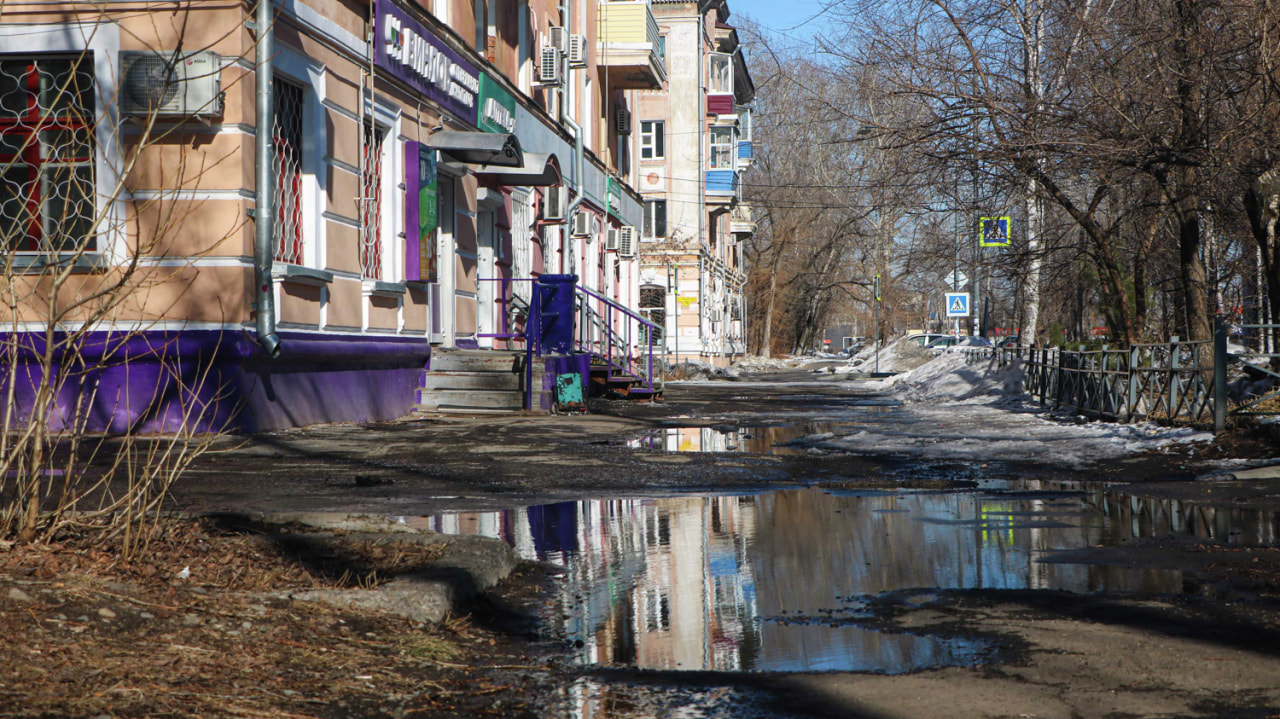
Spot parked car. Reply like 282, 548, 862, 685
926, 336, 994, 354
904, 333, 951, 348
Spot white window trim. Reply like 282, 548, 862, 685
273, 48, 327, 272
639, 120, 664, 160
709, 52, 733, 95
1, 23, 123, 263
708, 126, 735, 170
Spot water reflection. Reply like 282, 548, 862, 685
627, 425, 836, 454
414, 487, 1280, 675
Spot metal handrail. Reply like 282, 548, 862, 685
574, 285, 659, 393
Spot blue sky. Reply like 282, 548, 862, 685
726, 0, 833, 43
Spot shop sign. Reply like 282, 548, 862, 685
405, 141, 439, 282
477, 73, 516, 134
606, 176, 620, 217
376, 0, 479, 126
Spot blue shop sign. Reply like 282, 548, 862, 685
375, 0, 480, 126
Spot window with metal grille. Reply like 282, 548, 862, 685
359, 121, 386, 280
0, 54, 96, 253
639, 285, 665, 343
272, 78, 304, 265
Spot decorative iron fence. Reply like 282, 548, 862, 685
962, 318, 1280, 432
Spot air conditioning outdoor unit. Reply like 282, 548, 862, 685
544, 185, 567, 220
538, 46, 562, 85
571, 211, 592, 237
617, 225, 637, 259
606, 227, 619, 251
614, 106, 631, 135
120, 51, 223, 118
548, 26, 568, 53
568, 34, 589, 67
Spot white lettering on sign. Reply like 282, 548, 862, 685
384, 15, 477, 112
482, 97, 515, 132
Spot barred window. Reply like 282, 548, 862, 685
0, 54, 96, 253
272, 78, 304, 265
359, 121, 386, 280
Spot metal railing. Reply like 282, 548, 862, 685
575, 285, 659, 394
967, 318, 1280, 432
475, 276, 660, 406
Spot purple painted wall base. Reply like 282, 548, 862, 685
2, 330, 431, 434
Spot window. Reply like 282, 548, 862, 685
639, 285, 665, 343
360, 121, 387, 280
640, 120, 664, 160
0, 54, 95, 252
657, 35, 666, 60
272, 78, 304, 264
642, 199, 666, 239
709, 53, 732, 94
709, 126, 734, 169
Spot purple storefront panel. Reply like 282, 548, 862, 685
375, 0, 479, 127
1, 331, 432, 434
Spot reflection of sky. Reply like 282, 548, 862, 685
421, 487, 1279, 675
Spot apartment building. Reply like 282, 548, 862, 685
626, 0, 754, 367
0, 0, 658, 431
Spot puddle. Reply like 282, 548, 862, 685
626, 425, 838, 455
413, 485, 1280, 674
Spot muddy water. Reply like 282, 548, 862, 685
418, 485, 1280, 675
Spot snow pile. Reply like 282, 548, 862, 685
727, 355, 805, 375
803, 349, 1213, 467
838, 337, 934, 375
881, 352, 1029, 406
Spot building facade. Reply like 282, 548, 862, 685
1, 0, 676, 431
626, 0, 754, 367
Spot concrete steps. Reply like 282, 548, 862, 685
414, 348, 548, 413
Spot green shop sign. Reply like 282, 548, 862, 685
477, 73, 516, 134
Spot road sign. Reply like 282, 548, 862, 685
945, 292, 970, 317
945, 271, 969, 290
979, 217, 1011, 247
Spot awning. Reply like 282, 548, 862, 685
428, 130, 523, 167
472, 152, 561, 186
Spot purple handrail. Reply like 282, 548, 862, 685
575, 285, 659, 392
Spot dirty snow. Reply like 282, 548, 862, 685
803, 352, 1212, 468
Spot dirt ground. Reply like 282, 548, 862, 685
5, 375, 1280, 718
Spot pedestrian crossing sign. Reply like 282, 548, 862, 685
979, 216, 1011, 247
945, 292, 970, 317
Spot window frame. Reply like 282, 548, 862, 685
709, 52, 733, 95
360, 97, 403, 286
270, 49, 327, 272
639, 120, 664, 160
642, 198, 666, 240
0, 24, 122, 267
708, 125, 735, 169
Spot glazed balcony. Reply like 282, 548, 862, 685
706, 169, 739, 203
597, 0, 667, 89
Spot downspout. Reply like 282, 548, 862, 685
559, 0, 585, 276
253, 0, 282, 357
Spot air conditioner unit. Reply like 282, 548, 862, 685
544, 185, 567, 220
614, 106, 631, 135
709, 309, 722, 323
568, 34, 589, 67
617, 226, 637, 258
571, 211, 592, 237
538, 46, 562, 85
606, 228, 619, 251
548, 26, 568, 53
120, 51, 223, 118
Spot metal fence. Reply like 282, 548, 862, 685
961, 318, 1280, 432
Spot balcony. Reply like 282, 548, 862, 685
731, 204, 755, 234
736, 140, 753, 170
597, 1, 667, 89
706, 170, 738, 202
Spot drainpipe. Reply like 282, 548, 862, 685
253, 0, 282, 357
558, 0, 585, 276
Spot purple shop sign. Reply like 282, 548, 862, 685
375, 0, 480, 126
